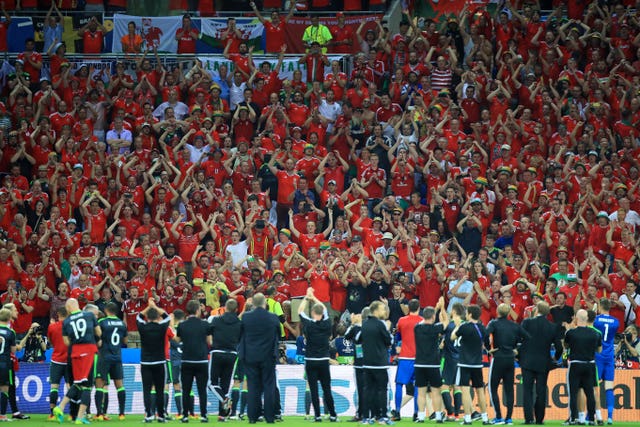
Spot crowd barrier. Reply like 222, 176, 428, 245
14, 364, 640, 419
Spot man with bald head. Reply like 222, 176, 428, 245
52, 298, 101, 425
564, 309, 602, 425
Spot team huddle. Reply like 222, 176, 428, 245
34, 293, 619, 425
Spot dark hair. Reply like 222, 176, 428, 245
104, 302, 118, 315
186, 300, 201, 315
451, 302, 465, 318
599, 298, 611, 312
146, 307, 159, 321
408, 299, 420, 313
56, 307, 68, 318
467, 305, 481, 321
173, 309, 185, 321
587, 310, 596, 323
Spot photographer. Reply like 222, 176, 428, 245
616, 326, 640, 366
19, 322, 48, 363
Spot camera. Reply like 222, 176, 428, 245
617, 333, 633, 342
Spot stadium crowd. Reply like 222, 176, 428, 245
0, 0, 640, 374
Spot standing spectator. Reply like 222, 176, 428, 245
619, 281, 640, 327
175, 14, 199, 55
17, 38, 43, 84
330, 13, 354, 54
43, 3, 63, 55
77, 17, 106, 55
250, 2, 295, 54
302, 16, 332, 54
238, 293, 280, 424
299, 42, 330, 84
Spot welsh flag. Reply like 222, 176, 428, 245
199, 18, 265, 53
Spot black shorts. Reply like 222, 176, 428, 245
0, 360, 11, 386
233, 358, 245, 381
415, 367, 443, 388
456, 366, 484, 388
96, 357, 124, 382
49, 362, 67, 385
441, 357, 458, 385
166, 361, 181, 385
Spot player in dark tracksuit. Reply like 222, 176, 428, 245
345, 307, 369, 421
485, 303, 530, 424
358, 301, 393, 425
441, 303, 464, 420
208, 299, 242, 421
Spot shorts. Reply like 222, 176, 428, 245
96, 357, 124, 381
49, 362, 68, 385
0, 360, 12, 386
595, 356, 615, 383
441, 357, 458, 386
71, 343, 98, 384
395, 359, 415, 385
456, 366, 484, 388
415, 367, 443, 388
166, 360, 181, 385
233, 358, 245, 382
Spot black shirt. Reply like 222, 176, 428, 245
485, 316, 530, 359
550, 305, 574, 331
177, 316, 211, 363
344, 324, 363, 367
442, 321, 459, 360
137, 313, 171, 364
414, 322, 444, 367
455, 321, 487, 367
359, 316, 392, 368
300, 310, 332, 361
564, 326, 601, 362
345, 282, 368, 314
209, 312, 241, 353
98, 316, 127, 361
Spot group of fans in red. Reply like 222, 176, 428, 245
0, 0, 639, 422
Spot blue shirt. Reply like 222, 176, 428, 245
593, 314, 619, 358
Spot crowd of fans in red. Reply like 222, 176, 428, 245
0, 2, 640, 359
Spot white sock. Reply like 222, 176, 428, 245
464, 414, 472, 423
435, 412, 442, 421
595, 409, 602, 421
418, 412, 426, 421
482, 413, 488, 422
579, 412, 586, 423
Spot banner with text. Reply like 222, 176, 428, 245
284, 15, 382, 54
13, 364, 640, 419
197, 55, 344, 82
